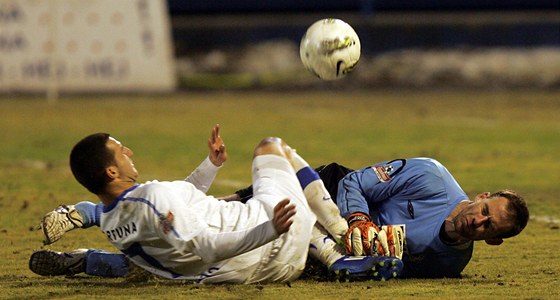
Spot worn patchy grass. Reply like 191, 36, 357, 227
0, 90, 558, 299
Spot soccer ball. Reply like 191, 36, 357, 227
300, 18, 361, 80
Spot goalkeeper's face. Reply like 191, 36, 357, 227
451, 195, 514, 242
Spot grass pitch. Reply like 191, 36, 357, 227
0, 90, 559, 299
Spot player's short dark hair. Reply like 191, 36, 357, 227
491, 190, 529, 239
69, 133, 114, 194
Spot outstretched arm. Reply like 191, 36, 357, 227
185, 124, 228, 193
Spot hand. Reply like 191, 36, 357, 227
344, 212, 388, 256
207, 124, 228, 166
381, 225, 406, 259
272, 198, 296, 235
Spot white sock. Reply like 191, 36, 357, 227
290, 150, 348, 242
304, 181, 348, 241
309, 224, 345, 267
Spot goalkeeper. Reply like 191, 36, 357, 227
335, 158, 529, 277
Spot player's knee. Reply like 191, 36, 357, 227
254, 137, 290, 158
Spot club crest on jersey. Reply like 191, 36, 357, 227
160, 211, 175, 235
372, 164, 393, 182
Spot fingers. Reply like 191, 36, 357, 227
212, 125, 225, 150
216, 143, 226, 155
351, 227, 365, 255
376, 229, 389, 256
208, 124, 221, 145
207, 124, 227, 166
211, 124, 220, 143
345, 222, 386, 256
273, 198, 296, 235
208, 139, 225, 153
209, 125, 219, 144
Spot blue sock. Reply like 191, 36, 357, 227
85, 250, 129, 277
75, 201, 102, 228
296, 166, 320, 190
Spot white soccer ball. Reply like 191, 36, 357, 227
300, 18, 361, 80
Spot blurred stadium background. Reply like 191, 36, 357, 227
1, 3, 559, 298
1, 0, 559, 93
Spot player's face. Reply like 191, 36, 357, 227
106, 137, 138, 183
451, 195, 514, 241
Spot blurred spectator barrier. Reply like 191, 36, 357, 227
0, 0, 176, 95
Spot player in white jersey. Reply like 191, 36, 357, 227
32, 126, 402, 283
68, 128, 316, 283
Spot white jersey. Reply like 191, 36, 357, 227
100, 155, 315, 283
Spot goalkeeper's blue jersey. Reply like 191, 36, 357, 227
337, 157, 473, 278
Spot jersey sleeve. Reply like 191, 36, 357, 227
184, 156, 221, 193
188, 221, 279, 263
160, 211, 279, 264
337, 169, 378, 219
145, 182, 279, 264
336, 160, 407, 219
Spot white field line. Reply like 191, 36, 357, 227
531, 215, 560, 225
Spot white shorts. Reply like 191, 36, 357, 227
246, 154, 316, 283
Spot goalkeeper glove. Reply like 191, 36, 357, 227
344, 212, 385, 256
344, 213, 406, 258
381, 225, 406, 260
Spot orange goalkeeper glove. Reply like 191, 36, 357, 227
344, 212, 383, 256
344, 213, 405, 258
